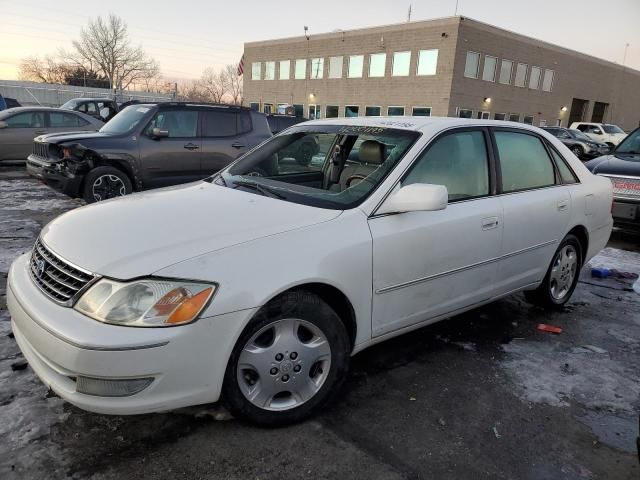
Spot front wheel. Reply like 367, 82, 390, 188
570, 145, 584, 158
82, 166, 132, 203
524, 234, 582, 310
222, 291, 350, 426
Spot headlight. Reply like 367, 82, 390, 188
74, 278, 215, 327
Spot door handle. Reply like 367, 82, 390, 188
557, 200, 569, 211
231, 142, 245, 149
183, 143, 200, 150
481, 216, 499, 230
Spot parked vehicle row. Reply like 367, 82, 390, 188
542, 127, 610, 160
570, 122, 627, 148
7, 117, 613, 425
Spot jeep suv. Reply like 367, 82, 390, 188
27, 103, 271, 202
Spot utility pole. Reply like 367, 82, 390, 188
455, 0, 460, 15
407, 4, 412, 22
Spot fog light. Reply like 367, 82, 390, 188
76, 376, 154, 397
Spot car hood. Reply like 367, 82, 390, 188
585, 154, 640, 176
40, 182, 342, 279
36, 131, 114, 144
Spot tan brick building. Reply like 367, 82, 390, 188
243, 16, 640, 131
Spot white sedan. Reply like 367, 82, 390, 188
7, 117, 613, 426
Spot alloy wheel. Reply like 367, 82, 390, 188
92, 174, 126, 201
549, 244, 578, 301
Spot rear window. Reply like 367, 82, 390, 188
202, 110, 237, 137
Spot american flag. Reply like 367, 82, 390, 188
237, 54, 245, 76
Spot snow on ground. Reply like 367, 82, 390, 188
0, 180, 82, 212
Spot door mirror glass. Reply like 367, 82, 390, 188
592, 129, 602, 135
152, 127, 169, 138
0, 121, 6, 129
377, 183, 448, 215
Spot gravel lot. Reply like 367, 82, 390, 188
1, 163, 639, 480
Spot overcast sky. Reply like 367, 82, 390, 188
1, 0, 638, 81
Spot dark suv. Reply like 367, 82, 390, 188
27, 103, 271, 202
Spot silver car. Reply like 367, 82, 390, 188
0, 107, 103, 162
543, 127, 610, 160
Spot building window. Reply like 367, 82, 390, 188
295, 59, 306, 79
499, 60, 513, 84
464, 51, 480, 79
279, 60, 290, 80
417, 49, 438, 76
348, 55, 364, 78
528, 66, 541, 89
458, 108, 473, 118
365, 106, 381, 116
482, 55, 497, 82
392, 51, 411, 76
387, 106, 405, 116
263, 103, 273, 115
542, 69, 554, 92
293, 104, 304, 117
514, 63, 528, 87
329, 56, 343, 78
494, 113, 506, 120
264, 61, 275, 80
311, 58, 324, 79
369, 53, 386, 77
477, 111, 490, 119
509, 113, 520, 122
277, 103, 289, 114
345, 105, 359, 117
251, 62, 261, 80
412, 107, 431, 116
249, 102, 260, 111
523, 115, 534, 125
326, 105, 339, 118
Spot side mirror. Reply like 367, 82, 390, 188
152, 127, 169, 139
377, 183, 448, 215
593, 129, 602, 135
0, 121, 7, 129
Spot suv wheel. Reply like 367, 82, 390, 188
570, 145, 583, 158
222, 290, 350, 426
82, 166, 133, 203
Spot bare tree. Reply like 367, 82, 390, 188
65, 14, 159, 91
19, 56, 70, 84
199, 67, 228, 104
177, 80, 208, 102
223, 64, 243, 105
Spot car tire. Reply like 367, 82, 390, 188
82, 166, 133, 203
570, 145, 584, 158
222, 290, 351, 426
524, 234, 582, 310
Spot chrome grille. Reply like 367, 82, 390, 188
29, 239, 95, 305
605, 175, 640, 199
32, 142, 49, 159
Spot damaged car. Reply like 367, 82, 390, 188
8, 117, 613, 426
26, 103, 272, 202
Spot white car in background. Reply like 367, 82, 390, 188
570, 122, 627, 148
7, 117, 613, 426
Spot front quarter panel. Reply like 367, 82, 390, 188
154, 209, 374, 349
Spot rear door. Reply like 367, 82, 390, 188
0, 110, 47, 160
138, 108, 202, 188
492, 128, 570, 294
200, 109, 247, 175
47, 111, 96, 133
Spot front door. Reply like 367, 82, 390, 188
138, 109, 202, 188
0, 110, 47, 160
491, 129, 570, 294
369, 128, 503, 337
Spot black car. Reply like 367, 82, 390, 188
27, 103, 272, 203
543, 126, 609, 160
60, 97, 119, 123
585, 127, 640, 230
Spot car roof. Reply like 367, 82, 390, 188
306, 116, 544, 133
66, 97, 116, 102
0, 106, 77, 115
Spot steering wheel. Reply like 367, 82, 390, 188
345, 174, 375, 188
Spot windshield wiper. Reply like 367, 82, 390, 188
232, 180, 286, 199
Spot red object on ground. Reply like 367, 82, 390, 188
537, 324, 563, 334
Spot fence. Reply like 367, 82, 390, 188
0, 80, 174, 107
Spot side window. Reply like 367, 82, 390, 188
49, 112, 89, 127
237, 111, 252, 134
575, 124, 588, 132
5, 112, 45, 128
202, 111, 237, 137
402, 130, 489, 202
146, 110, 198, 138
495, 131, 556, 192
549, 147, 578, 184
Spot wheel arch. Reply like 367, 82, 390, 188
81, 151, 140, 191
567, 224, 589, 262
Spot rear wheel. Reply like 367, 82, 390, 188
82, 166, 132, 203
222, 290, 350, 426
524, 234, 582, 310
570, 145, 584, 158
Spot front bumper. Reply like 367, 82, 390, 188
27, 155, 84, 198
8, 253, 255, 415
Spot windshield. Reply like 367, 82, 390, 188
215, 124, 420, 210
603, 124, 625, 134
60, 99, 79, 110
569, 129, 593, 142
99, 105, 152, 134
615, 129, 640, 155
